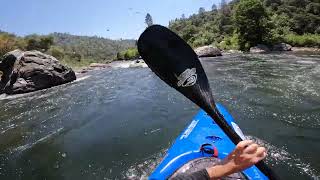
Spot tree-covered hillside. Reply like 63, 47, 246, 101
0, 31, 136, 68
169, 0, 320, 50
51, 33, 136, 62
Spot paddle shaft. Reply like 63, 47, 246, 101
206, 105, 279, 180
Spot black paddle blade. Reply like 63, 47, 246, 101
138, 25, 216, 112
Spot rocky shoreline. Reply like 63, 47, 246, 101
75, 60, 147, 76
1, 46, 318, 95
291, 47, 320, 52
0, 50, 148, 95
225, 46, 320, 54
76, 45, 320, 76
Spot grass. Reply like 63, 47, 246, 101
284, 34, 320, 47
59, 57, 96, 70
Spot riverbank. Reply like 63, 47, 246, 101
75, 47, 320, 76
223, 46, 320, 54
74, 60, 147, 77
69, 44, 320, 75
70, 45, 320, 81
291, 47, 320, 52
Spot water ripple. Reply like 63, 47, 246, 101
0, 54, 319, 180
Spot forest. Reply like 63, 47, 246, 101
169, 0, 320, 50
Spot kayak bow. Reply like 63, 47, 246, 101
149, 104, 268, 180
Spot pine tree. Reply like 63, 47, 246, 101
198, 7, 205, 14
212, 4, 218, 11
220, 0, 227, 9
145, 13, 153, 27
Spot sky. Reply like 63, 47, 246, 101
0, 0, 221, 40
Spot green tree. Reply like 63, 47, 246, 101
220, 0, 230, 15
233, 0, 270, 50
116, 48, 139, 60
270, 13, 293, 42
116, 52, 125, 60
181, 25, 197, 43
198, 7, 205, 14
263, 0, 281, 10
212, 4, 218, 12
39, 36, 54, 51
145, 13, 153, 27
220, 0, 227, 9
25, 35, 53, 52
70, 52, 81, 62
0, 32, 26, 56
306, 3, 320, 15
47, 46, 65, 59
26, 39, 36, 50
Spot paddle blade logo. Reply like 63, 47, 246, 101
177, 68, 197, 87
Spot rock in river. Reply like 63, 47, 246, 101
129, 59, 148, 68
0, 50, 76, 94
250, 44, 270, 53
272, 43, 292, 51
194, 45, 222, 57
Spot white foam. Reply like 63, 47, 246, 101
109, 61, 131, 69
247, 136, 319, 178
297, 60, 317, 64
109, 60, 148, 69
122, 149, 166, 179
0, 93, 33, 101
12, 128, 64, 154
75, 75, 91, 82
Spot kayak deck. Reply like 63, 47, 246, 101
149, 104, 268, 180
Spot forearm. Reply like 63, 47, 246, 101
206, 164, 233, 180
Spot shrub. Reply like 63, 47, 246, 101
284, 34, 320, 47
25, 35, 54, 52
116, 48, 139, 60
0, 33, 25, 56
218, 33, 240, 50
47, 46, 65, 59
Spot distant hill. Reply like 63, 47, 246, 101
51, 33, 136, 62
0, 30, 137, 68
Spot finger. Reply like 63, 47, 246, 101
253, 154, 267, 164
236, 140, 254, 151
253, 147, 267, 163
243, 143, 259, 154
256, 147, 267, 157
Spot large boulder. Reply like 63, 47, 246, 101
0, 50, 76, 94
250, 44, 270, 53
272, 43, 292, 51
195, 45, 222, 57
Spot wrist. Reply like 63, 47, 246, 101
206, 163, 232, 180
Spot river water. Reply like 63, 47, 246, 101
0, 53, 319, 180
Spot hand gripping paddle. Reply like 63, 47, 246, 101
137, 25, 278, 180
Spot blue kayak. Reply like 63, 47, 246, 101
149, 104, 268, 180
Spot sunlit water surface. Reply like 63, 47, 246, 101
0, 53, 319, 180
